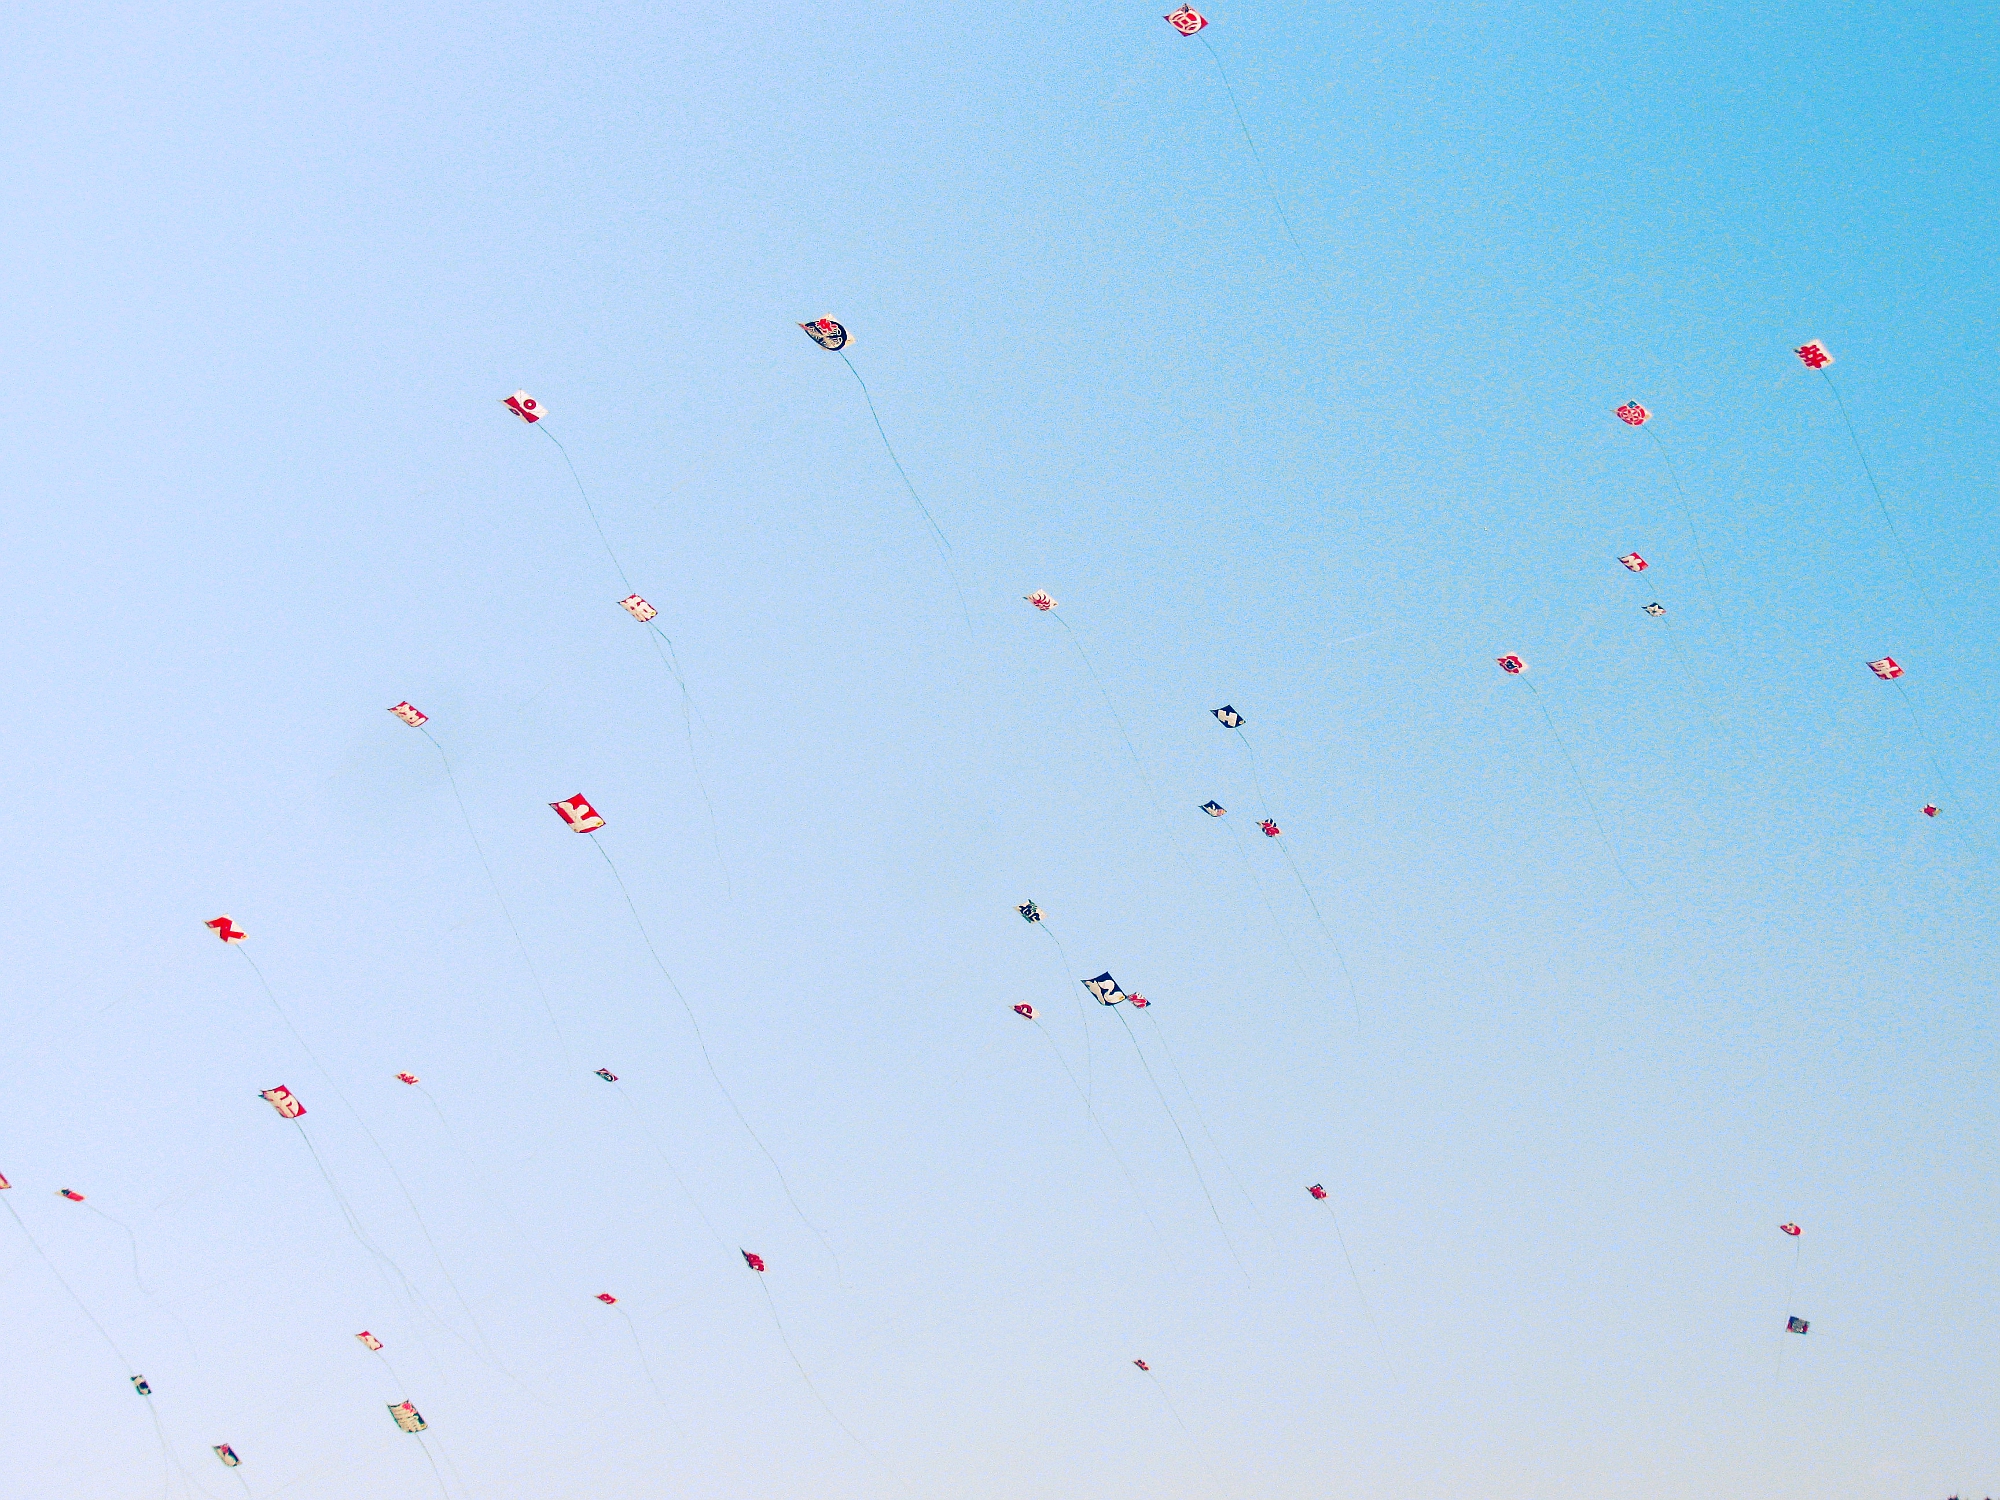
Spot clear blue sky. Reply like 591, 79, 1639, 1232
1, 2, 1995, 1497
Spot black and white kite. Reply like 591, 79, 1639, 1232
1083, 973, 1129, 1006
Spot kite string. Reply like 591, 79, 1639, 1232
1197, 34, 1306, 270
753, 1272, 878, 1461
1891, 680, 1976, 854
1312, 1195, 1397, 1383
418, 727, 573, 1067
540, 424, 631, 590
1271, 834, 1363, 1029
1819, 369, 1937, 622
1521, 682, 1644, 898
1137, 1008, 1271, 1242
591, 838, 842, 1279
1140, 1366, 1194, 1437
643, 622, 731, 897
615, 1306, 686, 1434
412, 1434, 455, 1500
1220, 814, 1314, 989
2, 1194, 131, 1369
611, 1081, 731, 1257
1643, 426, 1733, 650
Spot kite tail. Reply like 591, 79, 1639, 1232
1522, 682, 1644, 898
419, 727, 574, 1068
1036, 922, 1092, 1101
615, 1306, 685, 1434
1313, 1195, 1398, 1383
540, 425, 633, 590
643, 623, 731, 897
1820, 370, 1938, 623
1197, 35, 1306, 270
1137, 1008, 1272, 1242
753, 1271, 878, 1461
1892, 681, 1977, 854
592, 839, 843, 1281
1642, 427, 1732, 649
1271, 835, 1363, 1029
1112, 1006, 1249, 1282
611, 1081, 731, 1257
2, 1194, 131, 1370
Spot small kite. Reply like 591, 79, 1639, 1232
1618, 553, 1648, 572
357, 1332, 384, 1351
501, 390, 545, 423
1497, 654, 1526, 675
213, 1445, 241, 1468
595, 1068, 618, 1083
1307, 1184, 1327, 1200
387, 702, 428, 727
1786, 1316, 1809, 1335
596, 1293, 618, 1304
1132, 1359, 1151, 1371
1643, 602, 1666, 616
1084, 973, 1128, 1006
618, 594, 659, 622
1779, 1223, 1801, 1236
1614, 402, 1651, 427
1164, 4, 1206, 33
1867, 656, 1903, 680
1924, 804, 1940, 817
1017, 901, 1042, 923
1200, 800, 1225, 816
1024, 591, 1056, 612
550, 794, 606, 832
1013, 1004, 1036, 1020
1212, 706, 1243, 728
59, 1189, 84, 1202
388, 1402, 427, 1433
741, 1250, 767, 1273
1128, 994, 1150, 1009
0, 1173, 10, 1191
395, 1072, 419, 1086
1794, 341, 1833, 370
799, 318, 848, 352
131, 1376, 151, 1396
259, 1086, 306, 1120
1259, 818, 1280, 837
205, 915, 246, 944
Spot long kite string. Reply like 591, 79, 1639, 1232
643, 622, 731, 895
1139, 1364, 1194, 1436
1219, 814, 1314, 988
1136, 1008, 1271, 1241
540, 425, 630, 589
590, 837, 841, 1277
1819, 369, 1938, 623
1642, 426, 1733, 651
1520, 681, 1643, 898
752, 1271, 878, 1459
418, 727, 573, 1067
3, 1194, 131, 1368
614, 1306, 685, 1435
1034, 920, 1092, 1101
1891, 680, 1978, 858
1312, 1193, 1397, 1382
412, 1434, 455, 1500
1197, 35, 1307, 270
610, 1080, 731, 1257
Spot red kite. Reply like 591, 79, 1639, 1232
550, 794, 605, 832
206, 915, 246, 944
502, 390, 544, 422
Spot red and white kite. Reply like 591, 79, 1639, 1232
259, 1086, 306, 1120
618, 594, 658, 623
1025, 591, 1056, 612
0, 1173, 10, 1191
741, 1249, 767, 1273
596, 1293, 618, 1304
1614, 402, 1651, 427
1133, 1359, 1151, 1372
595, 1068, 619, 1083
1497, 654, 1526, 675
1013, 1003, 1036, 1020
387, 702, 428, 727
357, 1331, 384, 1351
1128, 994, 1151, 1009
1779, 1223, 1801, 1237
1164, 5, 1206, 33
1307, 1184, 1327, 1200
1923, 804, 1940, 818
59, 1188, 84, 1202
1259, 819, 1280, 838
550, 794, 605, 833
502, 390, 545, 422
1618, 552, 1648, 572
1794, 340, 1833, 371
1867, 656, 1903, 680
206, 915, 246, 944
395, 1073, 419, 1086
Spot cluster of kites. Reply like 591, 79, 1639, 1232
6, 9, 1967, 1497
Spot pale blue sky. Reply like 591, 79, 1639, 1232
1, 3, 1995, 1498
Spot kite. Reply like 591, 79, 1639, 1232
1867, 656, 1903, 680
131, 1376, 151, 1396
1212, 706, 1244, 728
597, 1293, 618, 1304
1618, 553, 1648, 572
205, 915, 246, 944
1307, 1184, 1327, 1200
1259, 818, 1281, 837
1614, 402, 1651, 427
259, 1086, 306, 1120
1201, 800, 1225, 816
1779, 1223, 1801, 1236
0, 1173, 9, 1191
1786, 1316, 1809, 1335
388, 1401, 427, 1433
1794, 340, 1834, 370
357, 1332, 384, 1351
1613, 393, 1728, 639
1014, 1004, 1036, 1020
550, 794, 606, 832
387, 702, 428, 727
618, 594, 658, 623
213, 1445, 241, 1468
1025, 591, 1056, 612
595, 1068, 618, 1083
59, 1189, 84, 1202
1017, 901, 1042, 923
798, 317, 848, 352
741, 1250, 767, 1273
1084, 973, 1128, 1006
1496, 655, 1526, 675
1128, 994, 1150, 1009
1132, 1359, 1151, 1372
501, 390, 545, 422
1643, 602, 1666, 616
1164, 5, 1206, 34
395, 1073, 419, 1086
1924, 804, 1940, 817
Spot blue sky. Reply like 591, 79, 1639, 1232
1, 2, 1995, 1497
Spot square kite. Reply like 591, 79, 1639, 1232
1794, 341, 1833, 370
1867, 657, 1902, 680
1618, 553, 1648, 572
1643, 602, 1665, 616
550, 794, 606, 832
618, 595, 658, 622
388, 702, 428, 727
1786, 1316, 1809, 1334
502, 390, 544, 422
1614, 402, 1650, 426
1084, 973, 1128, 1006
1165, 4, 1207, 33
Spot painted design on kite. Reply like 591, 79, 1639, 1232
1017, 901, 1042, 923
1614, 402, 1651, 426
357, 1331, 384, 1351
501, 390, 545, 422
1867, 656, 1902, 680
388, 702, 428, 727
1013, 1004, 1036, 1020
798, 318, 848, 351
618, 594, 659, 622
213, 1445, 240, 1468
1084, 973, 1128, 1006
1212, 706, 1244, 728
1786, 1316, 1809, 1334
741, 1249, 766, 1273
1618, 553, 1648, 572
1259, 819, 1281, 838
550, 794, 606, 832
1025, 591, 1056, 611
596, 1069, 618, 1083
259, 1087, 306, 1120
1779, 1223, 1801, 1236
205, 915, 246, 944
1201, 800, 1225, 816
131, 1375, 151, 1396
395, 1073, 419, 1085
388, 1401, 427, 1433
1643, 602, 1666, 616
1164, 5, 1206, 34
1496, 655, 1526, 675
